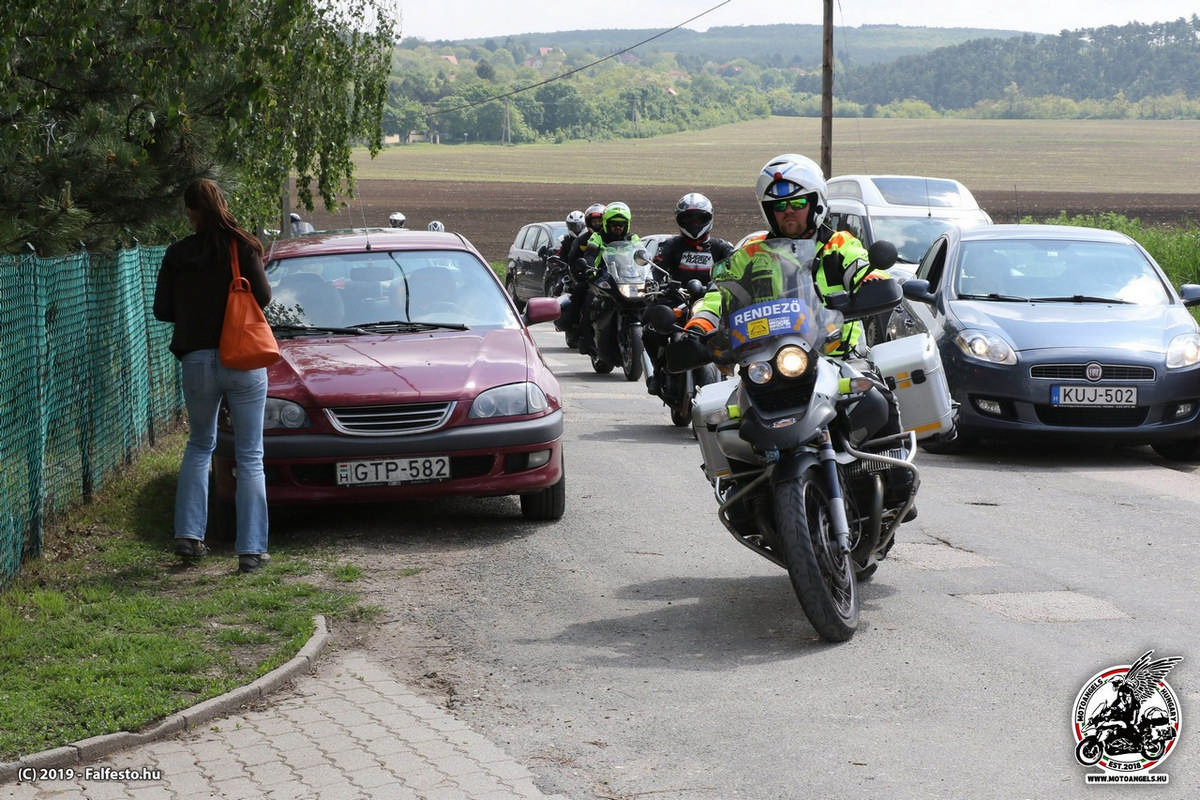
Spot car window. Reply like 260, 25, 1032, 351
955, 240, 1170, 304
871, 177, 965, 208
868, 216, 958, 264
532, 227, 549, 252
829, 212, 866, 242
518, 226, 538, 251
267, 250, 520, 328
917, 237, 948, 287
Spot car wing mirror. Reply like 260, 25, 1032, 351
901, 278, 936, 305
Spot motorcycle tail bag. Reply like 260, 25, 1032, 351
869, 333, 954, 440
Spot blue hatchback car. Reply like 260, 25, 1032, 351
888, 224, 1200, 459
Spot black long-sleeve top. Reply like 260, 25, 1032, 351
153, 233, 271, 359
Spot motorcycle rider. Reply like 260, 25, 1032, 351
554, 209, 587, 260
557, 203, 607, 345
576, 201, 641, 358
388, 211, 406, 229
644, 192, 734, 394
683, 153, 912, 515
427, 220, 445, 232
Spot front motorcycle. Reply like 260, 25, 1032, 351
587, 240, 654, 380
643, 278, 722, 426
660, 239, 925, 642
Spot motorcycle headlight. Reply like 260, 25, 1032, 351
775, 345, 809, 378
746, 361, 773, 384
264, 398, 310, 430
1166, 332, 1200, 369
954, 330, 1017, 365
618, 284, 643, 299
469, 382, 549, 418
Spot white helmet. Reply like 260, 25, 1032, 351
388, 211, 406, 228
565, 209, 586, 236
675, 192, 713, 240
754, 154, 827, 237
427, 220, 445, 232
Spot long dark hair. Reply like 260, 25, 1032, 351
183, 179, 264, 258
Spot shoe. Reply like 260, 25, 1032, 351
238, 553, 270, 574
174, 538, 207, 558
645, 375, 660, 395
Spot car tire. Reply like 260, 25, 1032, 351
520, 475, 566, 521
1151, 438, 1200, 461
505, 266, 525, 311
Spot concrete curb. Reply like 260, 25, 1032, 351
0, 614, 330, 785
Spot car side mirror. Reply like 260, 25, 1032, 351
524, 296, 561, 325
1179, 283, 1200, 308
901, 278, 936, 305
538, 244, 550, 259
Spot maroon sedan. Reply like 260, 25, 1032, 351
209, 228, 565, 533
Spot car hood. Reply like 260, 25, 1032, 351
271, 328, 541, 405
949, 300, 1196, 353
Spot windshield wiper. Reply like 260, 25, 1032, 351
1028, 295, 1132, 304
348, 319, 470, 331
959, 293, 1030, 302
272, 323, 367, 336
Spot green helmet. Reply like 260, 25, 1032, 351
601, 202, 631, 237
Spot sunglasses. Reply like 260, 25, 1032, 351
770, 198, 809, 212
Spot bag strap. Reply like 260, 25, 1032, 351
228, 239, 242, 282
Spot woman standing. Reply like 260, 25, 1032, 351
153, 179, 272, 573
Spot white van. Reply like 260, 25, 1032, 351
825, 174, 992, 266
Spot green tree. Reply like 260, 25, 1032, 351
0, 0, 396, 255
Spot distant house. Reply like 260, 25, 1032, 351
439, 54, 458, 65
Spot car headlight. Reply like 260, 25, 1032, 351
775, 345, 809, 378
264, 398, 310, 429
1166, 332, 1200, 369
469, 382, 549, 418
954, 330, 1017, 365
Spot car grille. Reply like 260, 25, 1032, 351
1034, 405, 1149, 427
1030, 363, 1156, 381
327, 402, 454, 435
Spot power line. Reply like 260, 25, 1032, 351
427, 1, 732, 116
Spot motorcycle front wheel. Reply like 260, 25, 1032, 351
1141, 738, 1166, 760
1075, 736, 1103, 766
619, 322, 644, 382
774, 469, 859, 642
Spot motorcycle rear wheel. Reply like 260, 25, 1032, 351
774, 470, 859, 642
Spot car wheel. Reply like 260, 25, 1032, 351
1151, 438, 1200, 461
520, 475, 565, 521
505, 267, 525, 311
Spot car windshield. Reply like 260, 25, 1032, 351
265, 249, 520, 330
869, 216, 961, 263
954, 239, 1171, 305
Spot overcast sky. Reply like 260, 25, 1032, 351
397, 0, 1198, 41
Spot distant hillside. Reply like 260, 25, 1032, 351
407, 23, 1031, 68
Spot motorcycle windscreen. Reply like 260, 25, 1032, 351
601, 241, 651, 283
722, 239, 842, 354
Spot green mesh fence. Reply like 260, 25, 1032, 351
0, 245, 182, 587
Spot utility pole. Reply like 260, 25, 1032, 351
821, 0, 833, 178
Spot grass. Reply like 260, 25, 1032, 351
352, 116, 1200, 194
0, 428, 375, 762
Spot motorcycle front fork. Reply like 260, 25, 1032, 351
816, 431, 853, 555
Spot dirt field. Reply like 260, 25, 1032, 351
308, 179, 1196, 265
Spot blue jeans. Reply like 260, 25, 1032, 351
176, 349, 269, 555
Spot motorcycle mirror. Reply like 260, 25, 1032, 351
634, 248, 650, 265
684, 278, 707, 299
644, 304, 680, 334
867, 240, 898, 271
538, 245, 549, 258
